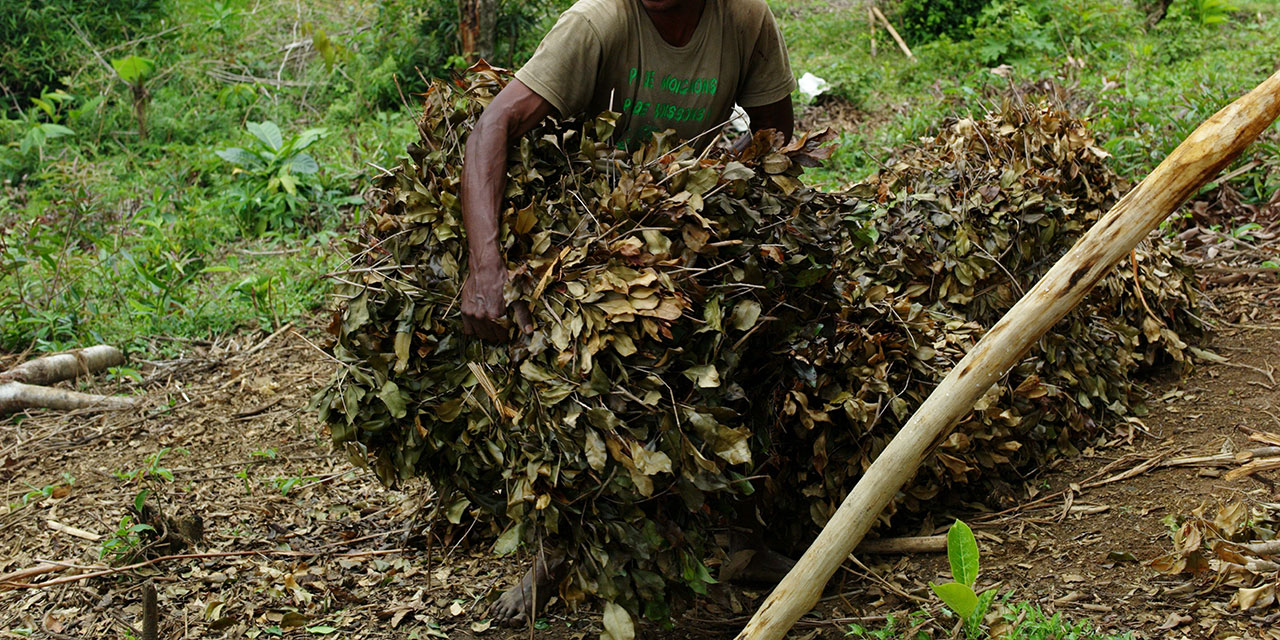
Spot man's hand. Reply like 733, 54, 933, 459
461, 260, 510, 342
460, 256, 533, 342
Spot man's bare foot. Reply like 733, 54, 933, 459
489, 549, 566, 625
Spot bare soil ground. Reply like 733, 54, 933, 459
2, 278, 1278, 640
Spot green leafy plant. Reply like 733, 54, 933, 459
1231, 222, 1262, 242
969, 1, 1056, 64
0, 0, 161, 106
105, 366, 144, 384
16, 473, 76, 508
999, 599, 1136, 640
232, 274, 280, 329
114, 448, 185, 483
896, 0, 990, 43
1, 89, 77, 180
110, 55, 155, 141
215, 121, 331, 235
99, 514, 154, 562
929, 520, 997, 638
200, 0, 245, 36
303, 22, 350, 73
1183, 0, 1239, 26
268, 473, 319, 495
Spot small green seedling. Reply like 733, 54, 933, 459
110, 55, 156, 141
114, 447, 186, 483
928, 520, 996, 637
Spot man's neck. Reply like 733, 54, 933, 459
639, 0, 707, 47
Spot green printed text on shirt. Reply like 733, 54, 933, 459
628, 68, 718, 96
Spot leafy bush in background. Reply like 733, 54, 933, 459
968, 1, 1057, 63
896, 0, 991, 43
362, 0, 570, 109
215, 121, 361, 236
0, 0, 163, 111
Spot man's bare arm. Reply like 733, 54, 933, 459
460, 79, 556, 341
744, 95, 794, 141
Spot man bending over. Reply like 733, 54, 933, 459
458, 0, 798, 624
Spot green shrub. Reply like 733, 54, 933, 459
214, 121, 361, 236
0, 0, 163, 111
969, 1, 1057, 63
896, 0, 991, 43
361, 0, 570, 109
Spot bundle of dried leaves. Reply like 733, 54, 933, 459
313, 69, 1200, 618
764, 100, 1203, 536
1151, 501, 1280, 612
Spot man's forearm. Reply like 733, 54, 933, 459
461, 118, 508, 274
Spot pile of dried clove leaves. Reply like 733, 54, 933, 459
313, 68, 1201, 617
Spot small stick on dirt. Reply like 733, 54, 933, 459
0, 563, 63, 588
1240, 539, 1280, 555
869, 5, 915, 61
47, 520, 102, 541
1240, 425, 1280, 447
142, 580, 158, 640
1162, 448, 1280, 467
232, 398, 283, 420
855, 535, 947, 554
1224, 456, 1280, 481
239, 322, 295, 358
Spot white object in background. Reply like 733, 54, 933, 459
728, 104, 751, 134
797, 72, 830, 100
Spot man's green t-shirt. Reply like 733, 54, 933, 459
514, 0, 797, 149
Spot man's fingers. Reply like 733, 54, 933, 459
463, 314, 508, 342
512, 301, 533, 334
481, 321, 506, 342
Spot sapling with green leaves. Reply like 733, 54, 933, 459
929, 520, 997, 638
110, 55, 155, 141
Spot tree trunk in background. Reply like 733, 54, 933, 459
459, 0, 498, 63
1144, 0, 1173, 28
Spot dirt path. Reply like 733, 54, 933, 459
1, 286, 1277, 639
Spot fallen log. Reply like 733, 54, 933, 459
737, 68, 1280, 640
0, 381, 136, 414
0, 345, 137, 414
0, 345, 125, 385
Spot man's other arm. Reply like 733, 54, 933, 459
460, 79, 556, 341
744, 95, 794, 141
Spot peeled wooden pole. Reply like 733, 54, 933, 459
0, 346, 135, 414
0, 345, 125, 385
738, 69, 1280, 640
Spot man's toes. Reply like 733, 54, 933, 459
489, 589, 531, 626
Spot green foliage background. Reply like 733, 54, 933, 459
0, 0, 163, 109
365, 0, 571, 109
895, 0, 991, 42
0, 0, 1277, 357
